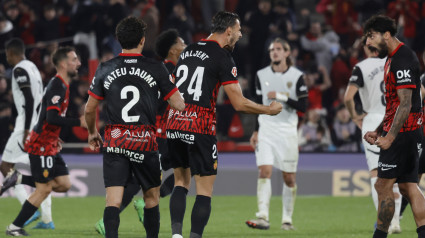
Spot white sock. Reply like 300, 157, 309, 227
282, 184, 297, 224
370, 177, 378, 211
8, 224, 21, 230
40, 194, 52, 223
13, 184, 28, 205
391, 184, 401, 226
255, 178, 271, 221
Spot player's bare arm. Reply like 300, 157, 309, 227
344, 84, 365, 129
376, 88, 412, 150
167, 90, 185, 111
421, 84, 425, 100
84, 96, 103, 150
223, 83, 282, 115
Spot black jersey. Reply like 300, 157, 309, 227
166, 39, 239, 135
156, 60, 176, 139
25, 75, 70, 156
383, 43, 422, 133
89, 53, 177, 151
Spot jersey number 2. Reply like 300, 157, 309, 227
175, 65, 204, 101
121, 86, 140, 122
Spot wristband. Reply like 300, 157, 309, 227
276, 92, 288, 102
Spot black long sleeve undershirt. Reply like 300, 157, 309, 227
21, 87, 34, 130
46, 109, 80, 127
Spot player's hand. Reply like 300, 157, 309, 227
364, 131, 378, 145
88, 132, 103, 151
250, 131, 258, 149
80, 115, 87, 128
57, 138, 64, 152
352, 114, 366, 129
375, 134, 395, 150
22, 130, 29, 147
268, 101, 283, 115
267, 91, 277, 99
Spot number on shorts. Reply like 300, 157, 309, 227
40, 156, 53, 169
212, 144, 217, 159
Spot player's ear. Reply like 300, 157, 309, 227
139, 37, 145, 48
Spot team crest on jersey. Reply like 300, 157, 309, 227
287, 82, 292, 89
43, 169, 49, 178
231, 67, 237, 77
51, 95, 61, 104
111, 128, 121, 138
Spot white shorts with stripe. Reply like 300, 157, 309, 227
255, 124, 298, 172
362, 113, 384, 171
2, 130, 30, 165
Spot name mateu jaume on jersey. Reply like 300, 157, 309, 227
166, 40, 239, 136
88, 53, 177, 158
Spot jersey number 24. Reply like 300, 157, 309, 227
175, 65, 204, 101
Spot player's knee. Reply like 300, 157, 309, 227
259, 169, 272, 178
397, 184, 411, 199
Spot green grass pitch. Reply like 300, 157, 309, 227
0, 196, 419, 237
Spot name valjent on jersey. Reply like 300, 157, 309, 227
104, 67, 156, 89
180, 50, 209, 61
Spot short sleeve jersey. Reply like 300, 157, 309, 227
383, 43, 422, 132
156, 60, 176, 139
166, 40, 239, 135
88, 53, 177, 151
348, 57, 386, 115
25, 75, 70, 156
256, 66, 307, 127
11, 60, 43, 131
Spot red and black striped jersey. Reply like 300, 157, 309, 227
25, 75, 70, 155
166, 39, 239, 135
383, 43, 422, 133
88, 53, 177, 151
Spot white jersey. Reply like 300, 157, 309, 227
348, 57, 386, 115
256, 66, 307, 128
11, 59, 43, 131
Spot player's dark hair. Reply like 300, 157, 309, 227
211, 11, 240, 34
52, 46, 75, 67
270, 38, 292, 67
363, 15, 397, 37
155, 29, 179, 60
116, 16, 147, 50
5, 38, 25, 55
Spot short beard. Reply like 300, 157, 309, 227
272, 61, 281, 65
67, 71, 78, 79
223, 45, 234, 52
377, 40, 388, 59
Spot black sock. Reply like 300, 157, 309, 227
190, 195, 211, 237
120, 183, 140, 212
160, 174, 175, 198
12, 200, 38, 227
417, 225, 425, 237
104, 206, 120, 238
170, 186, 188, 235
373, 229, 387, 238
21, 175, 35, 187
399, 196, 409, 217
144, 205, 160, 238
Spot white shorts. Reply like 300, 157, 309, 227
362, 113, 384, 171
255, 126, 298, 172
2, 130, 29, 165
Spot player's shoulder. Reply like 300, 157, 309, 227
287, 66, 303, 77
357, 57, 386, 69
46, 75, 67, 91
393, 44, 417, 62
13, 59, 35, 73
257, 65, 272, 75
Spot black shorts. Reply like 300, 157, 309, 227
29, 154, 69, 183
158, 137, 172, 171
378, 129, 421, 183
103, 148, 161, 191
167, 130, 218, 176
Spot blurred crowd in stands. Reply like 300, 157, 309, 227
0, 0, 424, 153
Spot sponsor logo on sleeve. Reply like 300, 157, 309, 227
16, 75, 28, 83
51, 95, 61, 104
396, 70, 411, 83
231, 67, 237, 77
349, 75, 358, 82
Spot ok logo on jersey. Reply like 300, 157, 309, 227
396, 70, 410, 79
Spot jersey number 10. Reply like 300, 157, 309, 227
175, 65, 204, 101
